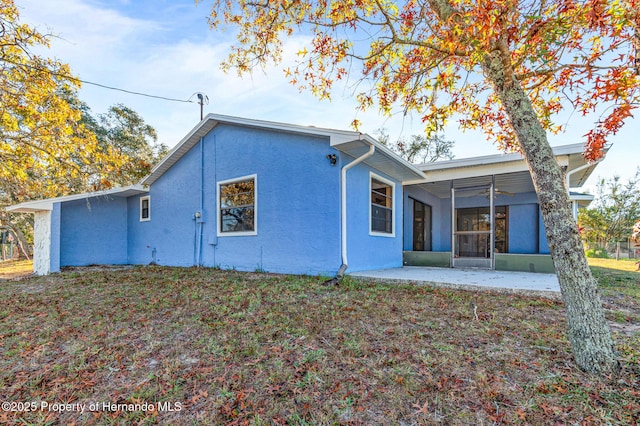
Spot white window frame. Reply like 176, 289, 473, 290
369, 172, 395, 237
140, 195, 151, 222
217, 174, 258, 237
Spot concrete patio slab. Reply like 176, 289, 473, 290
350, 266, 561, 298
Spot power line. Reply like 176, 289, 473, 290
2, 57, 196, 104
73, 78, 195, 103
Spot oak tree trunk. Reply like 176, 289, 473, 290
0, 211, 31, 260
482, 51, 619, 376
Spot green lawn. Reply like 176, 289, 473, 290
588, 258, 640, 336
0, 264, 638, 425
0, 259, 33, 280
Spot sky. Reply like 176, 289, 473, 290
15, 0, 639, 192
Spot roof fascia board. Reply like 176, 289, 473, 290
417, 150, 573, 184
364, 135, 428, 183
6, 202, 54, 213
218, 114, 360, 142
419, 143, 584, 173
141, 118, 219, 186
142, 114, 362, 186
569, 193, 594, 201
424, 161, 530, 182
6, 184, 147, 213
332, 134, 428, 183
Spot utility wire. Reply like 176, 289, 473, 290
2, 57, 196, 104
73, 78, 195, 103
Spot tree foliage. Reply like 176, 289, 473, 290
376, 128, 454, 163
1, 0, 164, 247
203, 0, 639, 159
203, 0, 639, 376
0, 0, 126, 204
83, 103, 168, 186
579, 169, 640, 245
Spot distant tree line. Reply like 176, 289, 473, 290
579, 169, 640, 251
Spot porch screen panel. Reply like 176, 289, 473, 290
455, 206, 507, 257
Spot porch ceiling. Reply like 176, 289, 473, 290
413, 171, 536, 198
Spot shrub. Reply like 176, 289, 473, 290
585, 247, 609, 258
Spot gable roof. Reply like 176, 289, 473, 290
5, 185, 147, 213
141, 114, 427, 185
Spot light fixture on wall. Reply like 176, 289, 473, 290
326, 154, 337, 166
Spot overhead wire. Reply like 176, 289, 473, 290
1, 57, 196, 104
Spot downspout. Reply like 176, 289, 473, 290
199, 136, 205, 266
338, 143, 375, 278
565, 162, 595, 193
194, 136, 205, 266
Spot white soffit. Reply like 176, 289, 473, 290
415, 171, 537, 198
412, 143, 602, 188
331, 137, 427, 183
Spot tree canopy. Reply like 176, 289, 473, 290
79, 102, 169, 186
0, 0, 126, 204
203, 0, 639, 158
1, 0, 164, 249
376, 129, 455, 163
203, 0, 640, 375
579, 169, 640, 245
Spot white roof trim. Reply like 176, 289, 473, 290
414, 143, 605, 188
417, 143, 586, 171
6, 184, 147, 213
331, 134, 428, 183
569, 192, 594, 201
142, 113, 426, 185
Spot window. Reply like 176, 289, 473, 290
140, 196, 150, 221
370, 173, 395, 236
217, 174, 257, 236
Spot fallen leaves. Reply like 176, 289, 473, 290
0, 266, 638, 424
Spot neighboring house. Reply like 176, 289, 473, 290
7, 114, 599, 276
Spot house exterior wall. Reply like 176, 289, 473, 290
59, 197, 128, 266
127, 194, 156, 265
508, 203, 539, 253
344, 163, 404, 272
127, 143, 201, 267
127, 123, 345, 276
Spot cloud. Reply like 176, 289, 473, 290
15, 0, 637, 186
17, 0, 425, 143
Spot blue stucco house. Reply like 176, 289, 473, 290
8, 114, 600, 276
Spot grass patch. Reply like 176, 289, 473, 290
0, 265, 637, 424
588, 257, 640, 335
0, 259, 33, 279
